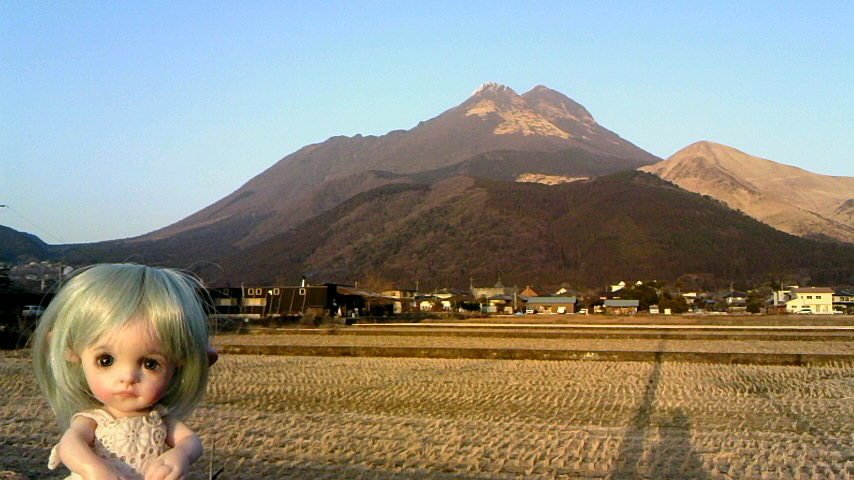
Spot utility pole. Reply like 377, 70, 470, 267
513, 285, 517, 312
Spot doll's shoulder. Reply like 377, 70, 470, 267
71, 408, 115, 426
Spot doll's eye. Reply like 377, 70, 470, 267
95, 354, 113, 368
143, 358, 161, 371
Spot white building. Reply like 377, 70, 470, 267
785, 287, 835, 314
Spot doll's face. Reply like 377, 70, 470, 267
79, 319, 175, 418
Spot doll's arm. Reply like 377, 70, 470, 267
144, 417, 202, 480
56, 416, 125, 480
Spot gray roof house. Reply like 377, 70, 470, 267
604, 299, 640, 314
526, 296, 577, 314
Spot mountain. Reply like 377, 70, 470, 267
138, 83, 660, 249
0, 225, 49, 263
20, 85, 854, 290
640, 141, 854, 243
210, 171, 854, 288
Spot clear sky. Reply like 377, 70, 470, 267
2, 1, 852, 244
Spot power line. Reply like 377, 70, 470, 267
0, 204, 66, 244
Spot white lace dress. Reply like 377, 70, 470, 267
49, 407, 169, 480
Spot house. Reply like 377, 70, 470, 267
608, 280, 645, 294
210, 282, 396, 318
520, 285, 539, 297
772, 285, 799, 311
604, 299, 639, 315
554, 285, 580, 296
525, 296, 577, 314
207, 287, 242, 315
681, 292, 698, 302
785, 287, 835, 314
415, 294, 440, 312
413, 289, 471, 312
382, 287, 417, 314
472, 279, 515, 299
238, 284, 366, 317
434, 288, 473, 312
723, 291, 749, 306
833, 289, 854, 314
486, 294, 517, 314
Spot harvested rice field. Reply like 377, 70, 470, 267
1, 348, 852, 479
213, 332, 854, 355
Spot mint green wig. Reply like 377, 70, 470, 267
32, 264, 211, 429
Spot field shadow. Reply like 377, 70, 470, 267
645, 410, 711, 479
611, 351, 711, 479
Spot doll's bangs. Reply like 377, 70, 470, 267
57, 265, 205, 360
53, 266, 146, 356
135, 269, 207, 363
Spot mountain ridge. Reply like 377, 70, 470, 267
640, 141, 854, 243
5, 85, 852, 290
138, 84, 660, 247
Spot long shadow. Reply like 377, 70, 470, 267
647, 410, 712, 479
612, 347, 712, 479
612, 351, 664, 478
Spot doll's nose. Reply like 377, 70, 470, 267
116, 365, 141, 384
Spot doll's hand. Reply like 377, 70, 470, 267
144, 449, 191, 480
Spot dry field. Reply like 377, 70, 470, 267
213, 332, 854, 355
2, 347, 852, 480
419, 314, 854, 327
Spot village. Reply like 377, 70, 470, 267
208, 278, 854, 321
5, 260, 853, 325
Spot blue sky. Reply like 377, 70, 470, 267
2, 1, 852, 244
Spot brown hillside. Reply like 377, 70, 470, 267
641, 141, 854, 243
215, 171, 854, 289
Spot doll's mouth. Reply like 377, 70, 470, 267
115, 391, 137, 398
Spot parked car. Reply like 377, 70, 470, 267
578, 308, 588, 314
22, 305, 45, 317
795, 308, 813, 315
525, 308, 536, 314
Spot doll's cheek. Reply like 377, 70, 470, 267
89, 384, 111, 403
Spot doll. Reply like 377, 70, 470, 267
32, 264, 212, 480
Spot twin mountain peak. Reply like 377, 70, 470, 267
464, 82, 600, 141
144, 83, 659, 244
141, 82, 851, 254
0, 83, 810, 290
5, 82, 851, 287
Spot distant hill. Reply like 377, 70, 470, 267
210, 171, 854, 289
641, 141, 854, 243
0, 225, 49, 263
